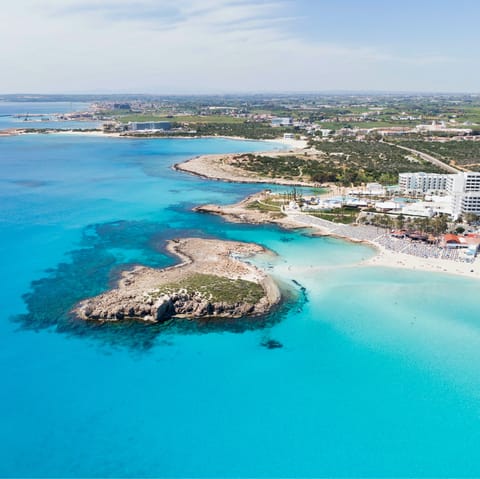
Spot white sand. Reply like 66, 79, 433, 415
265, 137, 309, 149
285, 212, 480, 280
363, 242, 480, 279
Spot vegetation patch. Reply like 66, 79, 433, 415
395, 140, 480, 171
230, 140, 443, 186
155, 273, 264, 304
246, 199, 284, 214
307, 208, 358, 224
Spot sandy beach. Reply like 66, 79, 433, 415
10, 128, 308, 149
194, 190, 480, 281
11, 125, 479, 280
363, 246, 480, 278
174, 144, 318, 187
175, 153, 314, 186
285, 211, 480, 280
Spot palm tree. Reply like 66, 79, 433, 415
395, 214, 405, 230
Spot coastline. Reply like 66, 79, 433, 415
284, 213, 480, 280
169, 147, 480, 281
174, 153, 316, 187
7, 127, 308, 149
9, 126, 478, 280
363, 245, 480, 278
194, 191, 480, 280
173, 139, 315, 187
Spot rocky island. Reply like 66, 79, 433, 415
73, 237, 281, 323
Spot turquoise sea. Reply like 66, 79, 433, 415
2, 110, 480, 476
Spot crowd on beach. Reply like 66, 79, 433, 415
375, 234, 474, 263
288, 213, 476, 264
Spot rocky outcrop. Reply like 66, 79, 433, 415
75, 287, 270, 323
72, 238, 281, 323
194, 191, 301, 229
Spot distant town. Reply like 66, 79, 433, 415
3, 92, 480, 265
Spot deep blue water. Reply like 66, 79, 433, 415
1, 132, 480, 477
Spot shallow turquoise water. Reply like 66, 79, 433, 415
1, 131, 480, 477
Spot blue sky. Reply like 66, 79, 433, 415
1, 0, 479, 93
292, 1, 478, 53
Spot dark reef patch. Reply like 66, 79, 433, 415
292, 279, 308, 304
13, 219, 302, 351
261, 338, 283, 349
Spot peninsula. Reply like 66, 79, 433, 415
73, 238, 281, 323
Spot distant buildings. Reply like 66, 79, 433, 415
415, 121, 472, 136
113, 103, 131, 111
271, 117, 293, 127
128, 121, 171, 132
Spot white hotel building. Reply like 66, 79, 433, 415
398, 172, 451, 195
399, 172, 480, 218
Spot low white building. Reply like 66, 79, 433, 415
374, 201, 401, 212
400, 203, 435, 218
128, 121, 171, 131
271, 117, 293, 127
318, 129, 332, 137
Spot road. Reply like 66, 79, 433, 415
385, 141, 461, 173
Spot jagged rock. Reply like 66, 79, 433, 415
153, 296, 174, 321
76, 289, 270, 323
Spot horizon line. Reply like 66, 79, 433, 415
2, 90, 480, 97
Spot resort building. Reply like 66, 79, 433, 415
399, 171, 480, 219
415, 121, 472, 135
128, 121, 171, 132
450, 172, 480, 218
398, 172, 451, 195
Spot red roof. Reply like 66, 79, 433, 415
444, 234, 460, 243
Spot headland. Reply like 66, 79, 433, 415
174, 145, 314, 187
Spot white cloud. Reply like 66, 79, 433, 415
0, 0, 463, 93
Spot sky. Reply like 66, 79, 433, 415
1, 0, 480, 94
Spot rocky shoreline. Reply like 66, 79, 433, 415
73, 238, 281, 323
194, 190, 303, 229
173, 149, 316, 187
